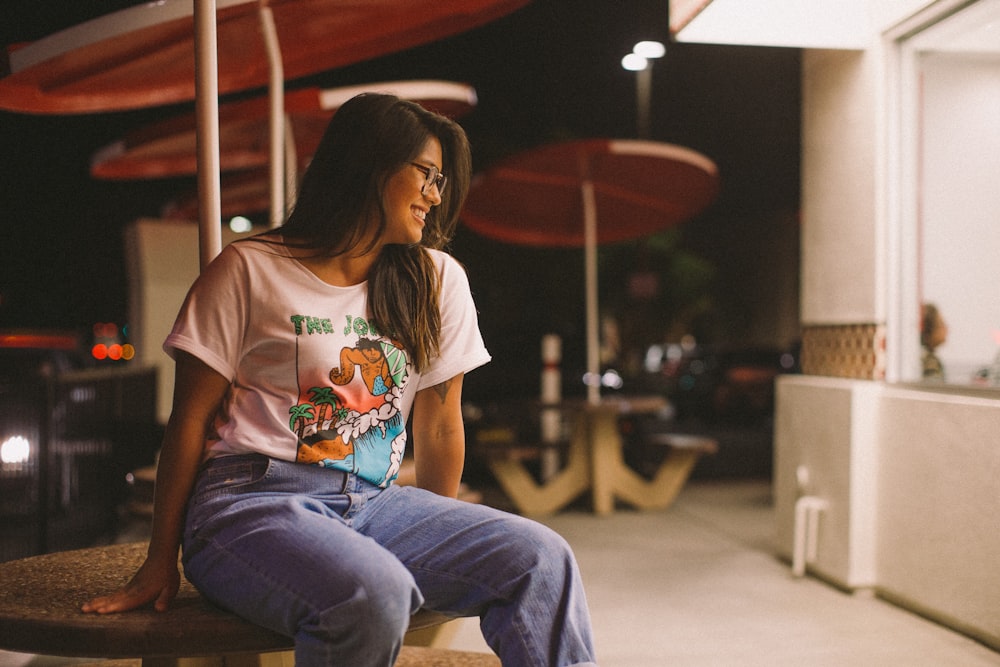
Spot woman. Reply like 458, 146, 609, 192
921, 302, 947, 380
83, 93, 598, 667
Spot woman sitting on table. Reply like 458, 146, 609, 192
83, 93, 598, 667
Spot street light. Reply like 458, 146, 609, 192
621, 40, 665, 139
634, 40, 666, 59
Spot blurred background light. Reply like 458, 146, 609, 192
1, 435, 30, 465
621, 53, 648, 71
633, 40, 666, 58
229, 216, 254, 233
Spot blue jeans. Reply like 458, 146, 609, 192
181, 454, 598, 666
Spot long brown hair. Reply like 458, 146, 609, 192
277, 93, 472, 371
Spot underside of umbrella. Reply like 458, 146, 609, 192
461, 138, 719, 403
90, 81, 478, 180
2, 0, 526, 265
0, 0, 528, 114
462, 139, 719, 247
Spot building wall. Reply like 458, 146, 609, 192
875, 386, 1000, 649
782, 0, 1000, 650
125, 219, 252, 425
775, 376, 1000, 649
801, 49, 879, 327
773, 376, 878, 589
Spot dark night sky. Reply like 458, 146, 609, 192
0, 1, 800, 398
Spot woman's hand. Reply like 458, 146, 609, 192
81, 555, 180, 614
82, 352, 229, 615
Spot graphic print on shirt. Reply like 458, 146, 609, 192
289, 313, 410, 486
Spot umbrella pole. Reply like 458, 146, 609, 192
258, 1, 285, 228
194, 0, 222, 269
583, 178, 600, 406
285, 119, 298, 212
540, 334, 562, 480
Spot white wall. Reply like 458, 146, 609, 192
671, 0, 870, 48
871, 0, 938, 29
125, 219, 253, 424
776, 376, 1000, 649
800, 50, 880, 324
774, 376, 879, 588
875, 386, 1000, 649
681, 0, 1000, 652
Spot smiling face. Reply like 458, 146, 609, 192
380, 137, 444, 247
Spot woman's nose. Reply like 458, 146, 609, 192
424, 185, 442, 205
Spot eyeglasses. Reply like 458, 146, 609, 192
410, 162, 447, 196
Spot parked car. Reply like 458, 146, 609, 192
638, 343, 798, 424
618, 342, 799, 480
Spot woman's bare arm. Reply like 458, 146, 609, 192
409, 373, 466, 498
82, 351, 229, 613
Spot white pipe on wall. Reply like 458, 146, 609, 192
793, 495, 829, 577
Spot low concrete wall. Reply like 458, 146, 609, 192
774, 376, 878, 589
875, 386, 1000, 650
775, 376, 1000, 649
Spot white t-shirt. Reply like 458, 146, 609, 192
164, 239, 491, 487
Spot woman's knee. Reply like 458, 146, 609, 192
296, 581, 417, 665
361, 567, 423, 635
477, 515, 582, 593
310, 562, 421, 643
514, 516, 577, 564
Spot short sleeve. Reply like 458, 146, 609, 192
418, 252, 491, 388
163, 244, 250, 382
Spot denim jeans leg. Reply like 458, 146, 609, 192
354, 485, 599, 667
181, 456, 423, 667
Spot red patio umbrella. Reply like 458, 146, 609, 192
0, 0, 529, 261
162, 169, 276, 221
91, 79, 478, 223
89, 81, 478, 180
461, 138, 719, 403
0, 0, 526, 115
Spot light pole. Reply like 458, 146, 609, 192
621, 40, 665, 139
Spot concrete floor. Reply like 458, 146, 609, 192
2, 479, 998, 666
449, 480, 1000, 666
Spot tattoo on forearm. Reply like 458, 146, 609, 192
432, 379, 453, 403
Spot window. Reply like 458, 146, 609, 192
895, 0, 1000, 386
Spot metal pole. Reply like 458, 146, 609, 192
285, 119, 298, 213
583, 177, 600, 406
194, 0, 222, 269
259, 1, 285, 228
636, 65, 652, 139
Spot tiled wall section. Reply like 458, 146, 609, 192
801, 324, 886, 380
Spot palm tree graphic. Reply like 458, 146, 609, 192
288, 402, 316, 436
308, 387, 339, 428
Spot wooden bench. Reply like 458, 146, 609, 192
628, 432, 719, 508
477, 397, 717, 516
0, 541, 499, 666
